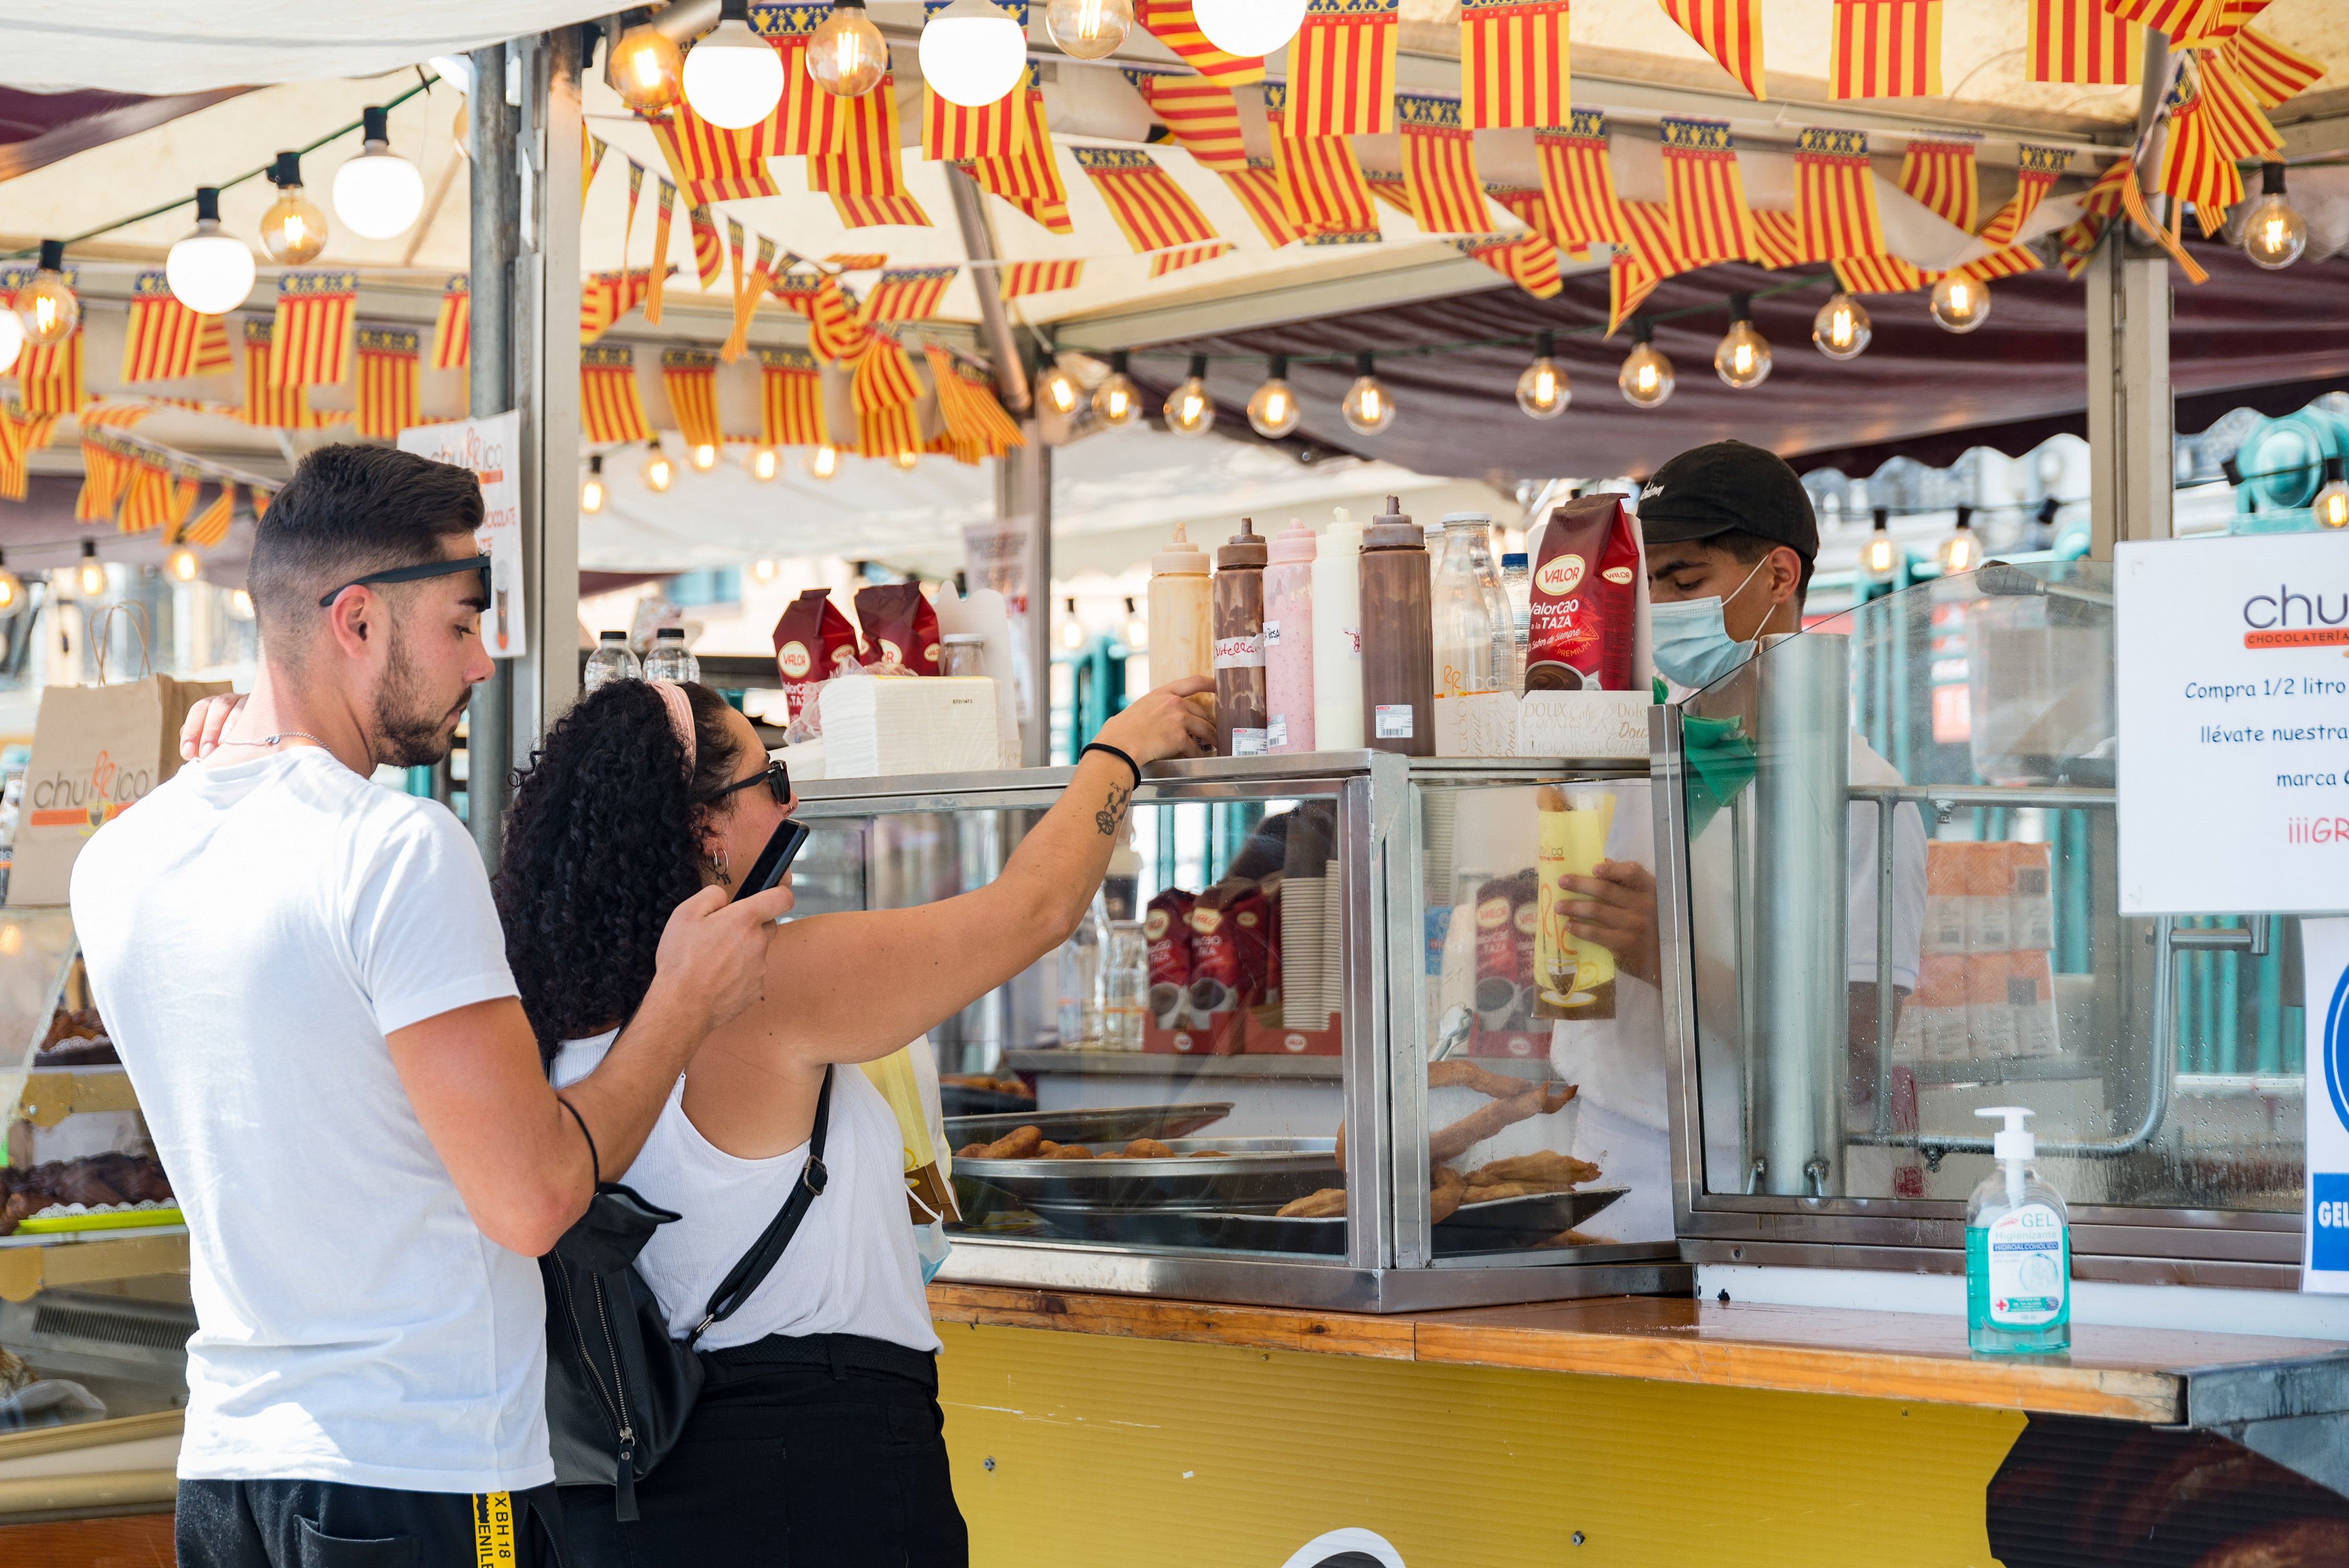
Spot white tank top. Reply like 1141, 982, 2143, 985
550, 1033, 941, 1355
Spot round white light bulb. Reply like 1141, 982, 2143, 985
1194, 0, 1306, 57
333, 145, 425, 239
167, 223, 257, 315
919, 0, 1028, 108
683, 19, 786, 129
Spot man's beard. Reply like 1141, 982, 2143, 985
372, 622, 465, 768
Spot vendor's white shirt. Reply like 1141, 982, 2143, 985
71, 750, 547, 1494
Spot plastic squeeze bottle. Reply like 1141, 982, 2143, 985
1312, 507, 1367, 749
1966, 1107, 2071, 1355
1148, 523, 1215, 722
1212, 518, 1270, 756
1263, 520, 1317, 754
1357, 495, 1435, 756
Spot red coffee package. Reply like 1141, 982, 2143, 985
853, 584, 941, 675
1145, 889, 1196, 1028
1187, 881, 1257, 1025
1227, 885, 1271, 1001
772, 589, 860, 720
1527, 494, 1639, 691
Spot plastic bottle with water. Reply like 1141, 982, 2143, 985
583, 630, 641, 693
642, 626, 699, 684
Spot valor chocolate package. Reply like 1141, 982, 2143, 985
772, 589, 861, 720
1527, 495, 1640, 692
854, 584, 942, 675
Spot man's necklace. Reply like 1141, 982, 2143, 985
218, 730, 327, 748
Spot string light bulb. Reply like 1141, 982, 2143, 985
229, 587, 256, 621
752, 559, 780, 584
580, 453, 606, 514
259, 153, 329, 265
332, 106, 425, 239
1812, 290, 1872, 361
749, 445, 780, 481
1860, 507, 1898, 582
1618, 317, 1674, 409
2242, 163, 2308, 271
613, 20, 685, 112
2316, 457, 2349, 531
683, 17, 785, 129
1061, 597, 1085, 650
689, 441, 720, 472
1166, 352, 1215, 438
1515, 330, 1568, 420
892, 446, 921, 470
1194, 0, 1306, 56
166, 187, 256, 315
1092, 350, 1139, 427
1040, 353, 1080, 417
809, 0, 888, 97
1937, 506, 1981, 575
0, 552, 23, 619
641, 443, 675, 493
1929, 272, 1990, 334
1044, 0, 1132, 59
166, 545, 203, 584
806, 443, 842, 480
0, 310, 18, 376
919, 0, 1028, 108
76, 541, 106, 599
1341, 352, 1395, 436
1247, 353, 1300, 439
1714, 294, 1772, 390
1124, 594, 1147, 650
16, 241, 78, 348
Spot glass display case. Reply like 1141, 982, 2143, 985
1658, 559, 2305, 1284
792, 753, 1689, 1311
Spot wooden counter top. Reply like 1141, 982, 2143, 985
928, 1284, 2348, 1423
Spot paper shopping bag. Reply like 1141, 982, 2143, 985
857, 1038, 962, 1225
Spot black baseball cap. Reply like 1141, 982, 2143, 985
1634, 439, 1817, 561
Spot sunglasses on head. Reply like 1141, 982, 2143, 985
318, 555, 493, 608
711, 758, 791, 806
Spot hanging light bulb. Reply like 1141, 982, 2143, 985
613, 20, 686, 112
810, 0, 888, 97
1092, 349, 1138, 427
1713, 294, 1772, 390
1928, 272, 1990, 334
690, 441, 720, 472
165, 187, 257, 316
1039, 353, 1080, 417
259, 154, 330, 265
1618, 317, 1673, 409
1061, 596, 1086, 649
1247, 353, 1301, 438
806, 442, 842, 480
1515, 330, 1568, 420
1937, 505, 1981, 575
1124, 594, 1147, 650
16, 241, 78, 348
752, 559, 781, 584
892, 446, 922, 470
749, 445, 780, 481
1341, 352, 1395, 436
166, 545, 203, 584
920, 0, 1028, 108
641, 443, 676, 493
76, 541, 107, 599
229, 587, 257, 621
2242, 162, 2308, 271
0, 309, 18, 376
580, 453, 607, 514
683, 17, 786, 128
1194, 0, 1306, 57
332, 106, 426, 239
2316, 457, 2349, 531
1166, 353, 1215, 438
1811, 290, 1871, 361
1044, 0, 1132, 59
0, 551, 23, 619
1860, 506, 1898, 582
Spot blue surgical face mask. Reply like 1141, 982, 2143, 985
1650, 555, 1772, 691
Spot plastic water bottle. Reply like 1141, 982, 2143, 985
1499, 552, 1532, 693
583, 630, 641, 693
643, 626, 699, 684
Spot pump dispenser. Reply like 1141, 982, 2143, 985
1965, 1106, 2070, 1355
1212, 518, 1270, 756
1149, 523, 1215, 722
1357, 495, 1435, 756
1312, 507, 1368, 749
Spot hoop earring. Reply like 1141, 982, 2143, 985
707, 847, 732, 888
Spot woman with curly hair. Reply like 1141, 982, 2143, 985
491, 672, 1211, 1567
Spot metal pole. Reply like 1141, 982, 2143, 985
466, 40, 517, 868
993, 438, 1052, 766
520, 29, 583, 744
2088, 30, 2177, 559
945, 164, 1031, 414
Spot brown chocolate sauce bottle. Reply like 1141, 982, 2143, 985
1212, 518, 1270, 756
1357, 495, 1434, 756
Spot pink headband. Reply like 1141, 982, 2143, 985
651, 681, 695, 776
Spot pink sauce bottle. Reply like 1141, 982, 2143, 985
1263, 519, 1316, 754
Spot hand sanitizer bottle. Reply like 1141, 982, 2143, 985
1966, 1106, 2070, 1355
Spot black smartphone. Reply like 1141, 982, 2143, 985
735, 818, 810, 903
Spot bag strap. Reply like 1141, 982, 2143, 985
91, 603, 153, 684
687, 1064, 833, 1347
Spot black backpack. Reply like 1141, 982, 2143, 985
540, 1065, 832, 1520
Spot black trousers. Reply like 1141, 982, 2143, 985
177, 1478, 566, 1567
555, 1334, 968, 1568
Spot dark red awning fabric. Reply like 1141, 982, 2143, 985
1123, 239, 2349, 485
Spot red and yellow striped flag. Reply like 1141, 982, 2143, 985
1660, 117, 1754, 265
1219, 159, 1304, 248
1898, 137, 1977, 231
2102, 0, 2223, 42
0, 396, 50, 502
687, 204, 724, 290
1398, 94, 1490, 234
1954, 142, 2070, 281
966, 67, 1073, 234
431, 276, 469, 371
1136, 0, 1266, 87
646, 182, 677, 324
830, 191, 935, 228
1289, 0, 1399, 137
118, 452, 194, 535
1073, 147, 1222, 253
2158, 83, 2243, 236
180, 483, 235, 549
239, 319, 336, 428
581, 344, 653, 443
827, 252, 888, 270
621, 159, 643, 267
2225, 25, 2324, 109
355, 327, 421, 440
756, 347, 827, 447
811, 70, 907, 198
121, 271, 228, 383
1608, 250, 1656, 336
1265, 84, 1378, 237
851, 334, 925, 416
721, 229, 779, 363
17, 325, 87, 417
660, 349, 724, 448
1793, 127, 1885, 261
923, 0, 1027, 162
1659, 0, 1766, 100
76, 401, 152, 433
774, 272, 871, 364
1536, 109, 1627, 247
643, 95, 782, 205
924, 347, 1026, 461
750, 3, 846, 156
270, 271, 357, 389
1748, 209, 1804, 269
1832, 0, 1941, 99
1454, 232, 1561, 297
75, 429, 135, 523
581, 268, 664, 345
1123, 68, 1248, 173
2027, 0, 2139, 85
1364, 166, 1417, 221
1608, 198, 1694, 331
997, 260, 1085, 299
1835, 253, 1926, 292
860, 266, 959, 324
2193, 49, 2282, 162
1149, 239, 1236, 277
854, 402, 922, 461
1484, 183, 1586, 257
1460, 0, 1569, 129
583, 131, 608, 204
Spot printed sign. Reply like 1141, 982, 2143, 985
2115, 535, 2349, 914
397, 411, 524, 660
2304, 918, 2349, 1293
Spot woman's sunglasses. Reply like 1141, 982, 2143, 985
712, 758, 791, 806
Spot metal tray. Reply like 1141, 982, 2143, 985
1085, 1186, 1630, 1256
954, 1135, 1336, 1213
946, 1102, 1235, 1149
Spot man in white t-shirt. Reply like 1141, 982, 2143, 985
71, 445, 792, 1566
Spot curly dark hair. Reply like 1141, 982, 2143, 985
493, 679, 749, 1058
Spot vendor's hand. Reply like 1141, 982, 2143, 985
1559, 859, 1661, 988
180, 694, 249, 761
1093, 675, 1216, 765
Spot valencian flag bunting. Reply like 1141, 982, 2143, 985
688, 203, 725, 290
179, 483, 235, 549
1264, 84, 1377, 237
119, 451, 197, 536
925, 347, 1025, 462
855, 402, 921, 461
2158, 77, 2242, 236
2226, 25, 2323, 109
1398, 95, 1490, 234
1364, 166, 1416, 221
644, 94, 781, 205
1484, 182, 1584, 258
121, 272, 232, 383
1453, 232, 1561, 297
1122, 68, 1248, 174
722, 226, 780, 363
1660, 117, 1754, 267
750, 3, 847, 156
1659, 0, 1765, 99
774, 272, 870, 365
432, 276, 469, 370
829, 191, 934, 229
2102, 0, 2221, 42
1289, 0, 1399, 138
2193, 49, 2282, 163
580, 344, 653, 444
1610, 199, 1692, 332
1536, 110, 1627, 249
1136, 0, 1265, 87
660, 348, 724, 449
1301, 228, 1384, 247
756, 347, 827, 448
851, 335, 924, 416
860, 266, 959, 324
1459, 0, 1569, 129
2028, 0, 2139, 85
997, 260, 1085, 299
1220, 158, 1303, 248
621, 160, 643, 272
75, 426, 136, 522
580, 269, 663, 345
240, 320, 325, 428
0, 395, 53, 502
13, 324, 87, 419
647, 181, 678, 323
965, 66, 1071, 234
812, 70, 908, 197
583, 132, 608, 204
1073, 147, 1222, 253
271, 271, 357, 389
1900, 136, 1978, 232
76, 402, 152, 433
826, 252, 888, 270
924, 0, 1027, 161
1957, 142, 2071, 281
355, 327, 421, 440
1148, 239, 1236, 278
1833, 0, 1941, 99
1792, 127, 1886, 261
1748, 208, 1804, 270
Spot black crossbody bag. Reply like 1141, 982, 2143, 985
540, 1065, 833, 1521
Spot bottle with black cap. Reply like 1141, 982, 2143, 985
1358, 495, 1434, 756
1212, 517, 1269, 756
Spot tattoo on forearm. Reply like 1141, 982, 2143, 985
1095, 782, 1131, 837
